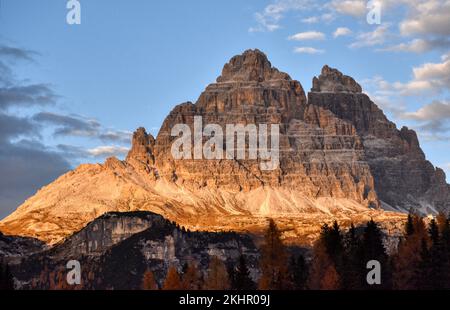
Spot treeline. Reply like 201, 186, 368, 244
4, 213, 450, 290
147, 213, 450, 290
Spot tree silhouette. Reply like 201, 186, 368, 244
231, 255, 255, 290
204, 256, 230, 290
258, 219, 290, 290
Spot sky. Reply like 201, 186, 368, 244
0, 0, 449, 218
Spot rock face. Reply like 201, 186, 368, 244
1, 49, 447, 245
12, 211, 259, 289
309, 65, 450, 213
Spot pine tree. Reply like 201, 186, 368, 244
289, 254, 308, 290
162, 266, 182, 290
204, 256, 230, 290
181, 263, 202, 290
393, 215, 427, 289
308, 225, 340, 290
258, 219, 290, 290
406, 213, 415, 236
342, 223, 363, 289
232, 255, 256, 290
142, 269, 158, 290
360, 219, 389, 289
0, 260, 14, 290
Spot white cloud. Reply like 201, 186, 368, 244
301, 16, 319, 23
333, 27, 352, 38
400, 0, 450, 36
388, 53, 450, 95
288, 31, 325, 41
401, 100, 450, 122
349, 24, 389, 48
293, 47, 325, 54
87, 146, 129, 157
249, 0, 314, 32
329, 0, 366, 17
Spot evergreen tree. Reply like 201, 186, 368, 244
258, 219, 290, 290
308, 224, 341, 290
162, 266, 182, 290
0, 261, 14, 290
405, 213, 415, 236
142, 269, 158, 290
232, 255, 256, 290
204, 256, 230, 290
181, 263, 202, 290
342, 223, 363, 289
289, 254, 308, 290
360, 219, 390, 289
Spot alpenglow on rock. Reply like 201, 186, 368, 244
0, 49, 447, 245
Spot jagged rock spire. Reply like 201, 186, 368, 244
126, 127, 155, 165
312, 65, 362, 93
216, 49, 291, 83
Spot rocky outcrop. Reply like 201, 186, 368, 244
13, 211, 259, 289
309, 65, 450, 213
312, 65, 362, 93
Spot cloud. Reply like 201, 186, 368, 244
293, 47, 325, 54
301, 16, 319, 23
349, 24, 389, 48
288, 31, 325, 41
333, 27, 352, 38
391, 53, 450, 95
0, 45, 39, 62
87, 146, 129, 157
401, 100, 450, 126
57, 144, 129, 159
0, 140, 71, 219
363, 53, 450, 96
32, 111, 132, 144
329, 0, 366, 17
249, 0, 314, 32
0, 113, 40, 143
0, 84, 58, 111
32, 112, 101, 137
399, 0, 450, 36
380, 37, 450, 53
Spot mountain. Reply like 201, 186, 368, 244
0, 49, 448, 245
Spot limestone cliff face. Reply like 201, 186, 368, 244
13, 211, 259, 289
154, 49, 377, 209
3, 49, 448, 245
308, 65, 450, 213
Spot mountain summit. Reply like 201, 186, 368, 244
0, 50, 448, 244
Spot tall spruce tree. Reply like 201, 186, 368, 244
360, 219, 390, 289
232, 255, 256, 290
258, 219, 290, 289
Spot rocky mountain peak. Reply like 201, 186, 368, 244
216, 49, 291, 83
126, 127, 155, 165
312, 65, 362, 93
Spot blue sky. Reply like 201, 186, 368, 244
0, 0, 449, 217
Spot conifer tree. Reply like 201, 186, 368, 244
258, 219, 290, 290
181, 263, 202, 290
204, 256, 230, 290
232, 255, 256, 290
142, 269, 158, 290
289, 254, 308, 290
162, 266, 182, 290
